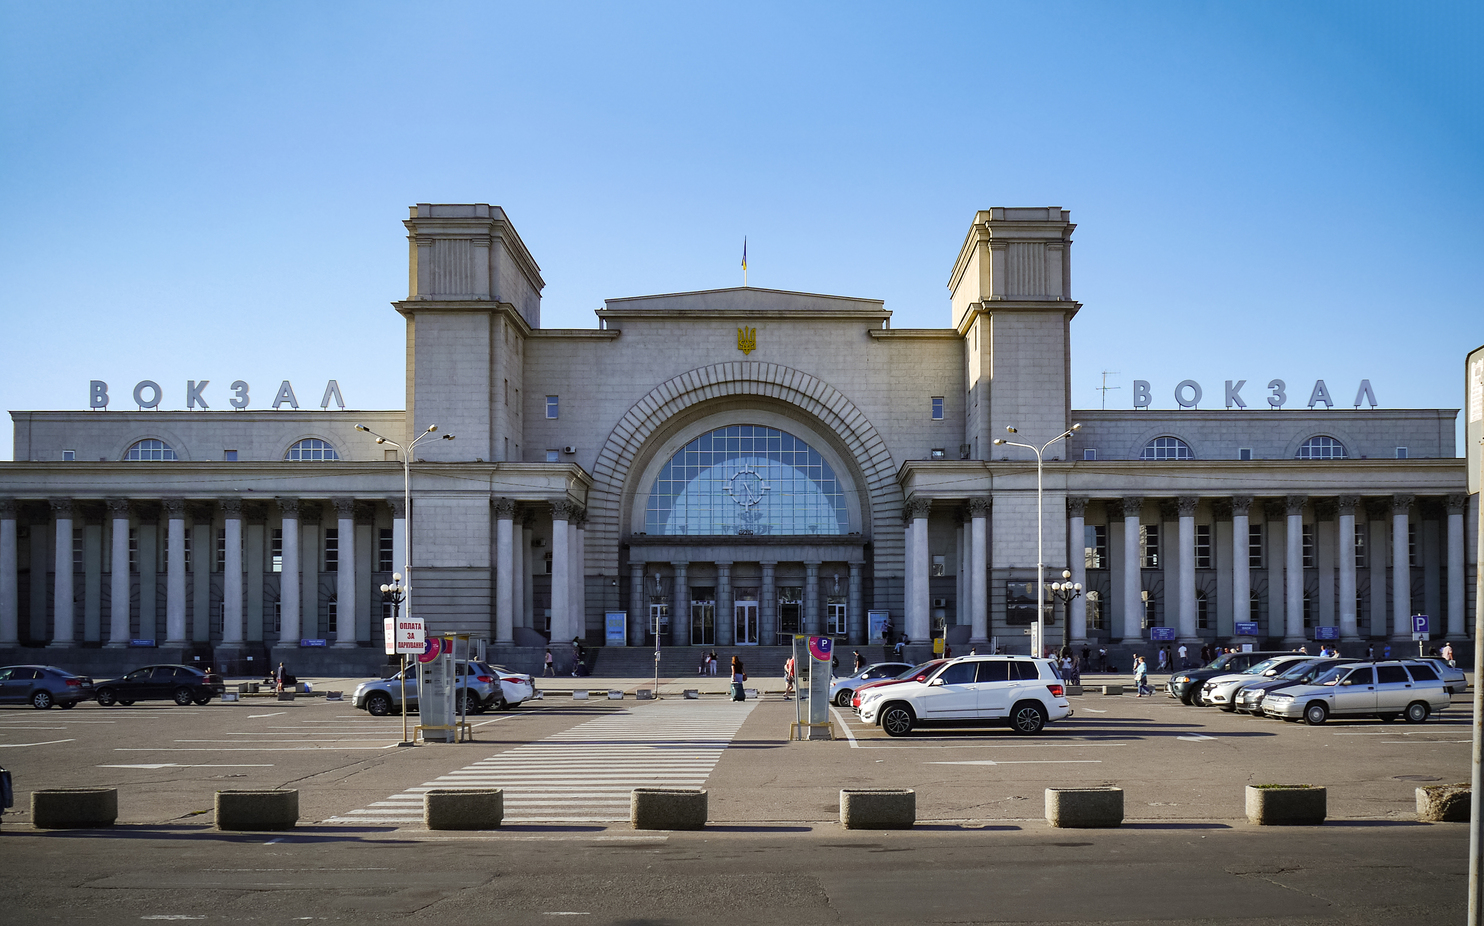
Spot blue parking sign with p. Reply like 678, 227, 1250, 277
1411, 614, 1430, 634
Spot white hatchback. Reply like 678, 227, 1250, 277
858, 656, 1072, 736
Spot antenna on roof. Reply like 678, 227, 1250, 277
1098, 371, 1122, 410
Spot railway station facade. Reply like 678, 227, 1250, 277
0, 204, 1475, 673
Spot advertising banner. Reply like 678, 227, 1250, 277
605, 611, 627, 646
1234, 622, 1260, 636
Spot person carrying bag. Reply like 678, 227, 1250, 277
730, 657, 747, 702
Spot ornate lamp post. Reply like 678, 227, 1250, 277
1046, 569, 1083, 653
993, 422, 1081, 657
651, 571, 664, 697
379, 575, 413, 747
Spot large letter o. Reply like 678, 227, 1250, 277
1174, 380, 1203, 409
133, 380, 162, 409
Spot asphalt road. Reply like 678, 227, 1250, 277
0, 687, 1473, 924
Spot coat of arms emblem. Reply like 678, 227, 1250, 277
737, 326, 756, 355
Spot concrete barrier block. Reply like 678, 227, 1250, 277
1246, 785, 1325, 825
608, 690, 623, 700
1046, 787, 1124, 828
1063, 685, 1083, 696
222, 691, 240, 702
277, 691, 295, 702
425, 788, 503, 830
636, 689, 655, 700
215, 789, 299, 831
1417, 784, 1471, 822
744, 688, 758, 699
631, 788, 707, 830
572, 690, 589, 700
31, 788, 118, 829
683, 689, 699, 699
325, 691, 343, 702
840, 789, 915, 829
533, 690, 544, 700
1101, 685, 1124, 696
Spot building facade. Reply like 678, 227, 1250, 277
0, 204, 1475, 673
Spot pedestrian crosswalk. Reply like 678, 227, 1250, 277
327, 700, 756, 825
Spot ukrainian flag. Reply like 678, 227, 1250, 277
741, 237, 747, 271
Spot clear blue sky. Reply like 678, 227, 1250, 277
1, 1, 1480, 459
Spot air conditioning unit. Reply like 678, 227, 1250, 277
932, 598, 947, 609
562, 445, 577, 454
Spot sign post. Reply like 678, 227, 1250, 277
383, 614, 423, 747
790, 635, 834, 740
1467, 343, 1483, 926
1411, 614, 1431, 656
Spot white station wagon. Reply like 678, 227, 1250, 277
857, 656, 1072, 736
1262, 660, 1450, 725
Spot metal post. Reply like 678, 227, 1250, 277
1468, 430, 1483, 925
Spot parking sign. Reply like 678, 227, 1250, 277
1411, 614, 1430, 635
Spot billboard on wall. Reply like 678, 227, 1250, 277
1469, 344, 1484, 495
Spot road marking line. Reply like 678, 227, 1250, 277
0, 738, 75, 748
926, 760, 1102, 766
99, 763, 275, 769
1178, 734, 1218, 742
248, 712, 287, 719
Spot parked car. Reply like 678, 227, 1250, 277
95, 665, 216, 706
850, 659, 948, 710
1234, 657, 1356, 715
0, 665, 94, 709
830, 662, 913, 707
1167, 651, 1290, 705
354, 661, 531, 716
1261, 660, 1450, 725
857, 656, 1072, 736
1199, 655, 1316, 711
1412, 657, 1467, 695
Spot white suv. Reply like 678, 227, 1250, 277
858, 656, 1072, 736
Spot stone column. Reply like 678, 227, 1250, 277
717, 561, 734, 645
848, 562, 863, 645
1392, 494, 1414, 640
1337, 496, 1359, 640
902, 515, 914, 642
1068, 497, 1088, 644
277, 498, 300, 647
1367, 498, 1389, 639
1232, 497, 1252, 629
629, 560, 646, 646
0, 499, 17, 645
571, 514, 586, 642
1264, 500, 1286, 640
760, 561, 777, 645
511, 507, 525, 633
494, 497, 515, 644
220, 498, 244, 645
520, 515, 535, 630
333, 498, 356, 647
906, 498, 931, 642
50, 498, 75, 647
107, 499, 131, 647
969, 497, 990, 644
1121, 497, 1143, 641
671, 562, 689, 647
1447, 494, 1467, 640
955, 519, 967, 633
549, 501, 571, 641
163, 498, 187, 644
1283, 497, 1306, 644
1178, 496, 1198, 642
803, 561, 820, 636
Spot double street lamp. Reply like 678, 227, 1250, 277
994, 422, 1081, 658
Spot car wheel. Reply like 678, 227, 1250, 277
96, 689, 117, 706
880, 703, 915, 737
1011, 701, 1048, 734
59, 700, 76, 709
30, 690, 53, 709
493, 697, 509, 712
193, 694, 212, 706
1304, 702, 1329, 725
1180, 694, 1195, 706
834, 690, 852, 707
366, 693, 393, 717
455, 690, 475, 714
119, 699, 135, 706
1404, 701, 1430, 724
173, 687, 194, 706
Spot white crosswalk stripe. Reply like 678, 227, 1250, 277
327, 701, 755, 825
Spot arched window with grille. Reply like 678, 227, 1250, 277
285, 438, 340, 461
1140, 436, 1193, 461
1295, 435, 1346, 460
124, 438, 177, 461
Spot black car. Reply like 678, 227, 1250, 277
95, 664, 217, 706
0, 665, 94, 709
1166, 651, 1291, 705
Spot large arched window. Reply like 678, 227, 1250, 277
1295, 436, 1346, 460
125, 438, 177, 461
644, 425, 849, 536
1140, 437, 1193, 461
285, 438, 339, 461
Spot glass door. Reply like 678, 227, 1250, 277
734, 600, 759, 644
778, 586, 802, 643
648, 603, 670, 643
827, 599, 848, 636
690, 588, 716, 646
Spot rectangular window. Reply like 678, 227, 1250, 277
1140, 524, 1160, 568
1142, 593, 1158, 628
223, 450, 238, 461
271, 529, 283, 574
1302, 592, 1314, 628
1083, 449, 1096, 461
1248, 524, 1264, 569
183, 532, 191, 572
504, 379, 509, 406
827, 601, 848, 635
324, 528, 338, 573
1301, 524, 1315, 568
378, 528, 394, 572
544, 552, 553, 575
931, 396, 944, 420
545, 450, 560, 463
1408, 523, 1417, 567
384, 449, 398, 462
931, 554, 945, 577
128, 528, 138, 574
62, 450, 76, 461
213, 602, 224, 635
930, 448, 946, 460
1395, 447, 1408, 459
1087, 592, 1103, 629
327, 600, 337, 635
1354, 523, 1367, 568
1195, 524, 1212, 569
1238, 448, 1252, 461
73, 535, 83, 571
1084, 524, 1107, 569
271, 601, 281, 634
546, 395, 559, 419
1196, 590, 1209, 629
216, 529, 226, 571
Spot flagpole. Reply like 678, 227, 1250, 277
742, 236, 748, 288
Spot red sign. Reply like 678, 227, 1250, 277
417, 636, 443, 663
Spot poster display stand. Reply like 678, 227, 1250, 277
790, 634, 835, 741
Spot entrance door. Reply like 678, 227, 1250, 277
734, 601, 759, 644
827, 600, 848, 636
648, 603, 670, 644
691, 594, 716, 646
778, 586, 802, 643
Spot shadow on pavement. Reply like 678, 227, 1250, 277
1119, 822, 1233, 830
25, 824, 421, 844
699, 824, 816, 833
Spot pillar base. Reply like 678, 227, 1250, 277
103, 641, 129, 649
47, 640, 77, 648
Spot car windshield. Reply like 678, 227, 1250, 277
1246, 658, 1285, 675
1312, 666, 1346, 686
1277, 659, 1320, 679
1207, 654, 1236, 670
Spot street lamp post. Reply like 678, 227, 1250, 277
1046, 569, 1083, 653
650, 572, 664, 697
994, 422, 1081, 658
379, 575, 413, 747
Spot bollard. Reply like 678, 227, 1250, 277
744, 688, 758, 699
216, 789, 299, 831
840, 789, 915, 829
683, 689, 700, 699
425, 788, 503, 829
277, 690, 295, 702
1063, 684, 1083, 696
1246, 785, 1325, 825
636, 689, 655, 700
31, 789, 117, 829
631, 788, 707, 830
572, 690, 589, 700
325, 691, 343, 702
1417, 784, 1471, 822
1101, 685, 1124, 696
608, 690, 624, 700
1046, 787, 1124, 828
222, 691, 240, 703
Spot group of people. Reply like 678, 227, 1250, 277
697, 651, 720, 676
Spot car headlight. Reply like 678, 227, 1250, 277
1174, 676, 1190, 684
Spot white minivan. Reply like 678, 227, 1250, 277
1261, 660, 1450, 725
857, 656, 1072, 736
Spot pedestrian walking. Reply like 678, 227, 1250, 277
1383, 644, 1392, 659
1157, 648, 1168, 671
1098, 647, 1107, 672
1080, 644, 1090, 671
275, 662, 286, 693
1177, 643, 1187, 668
853, 650, 865, 672
882, 617, 893, 642
1367, 644, 1374, 660
783, 656, 796, 700
1134, 655, 1153, 697
708, 651, 719, 676
730, 657, 747, 701
1442, 641, 1455, 667
542, 648, 555, 677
